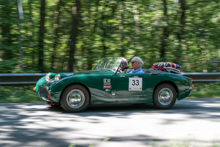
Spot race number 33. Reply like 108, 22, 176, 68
129, 77, 143, 91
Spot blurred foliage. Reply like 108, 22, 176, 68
189, 82, 220, 98
0, 86, 43, 103
0, 0, 219, 73
0, 0, 220, 101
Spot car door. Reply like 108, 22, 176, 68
86, 74, 117, 104
114, 72, 151, 103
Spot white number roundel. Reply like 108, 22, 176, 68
129, 77, 142, 91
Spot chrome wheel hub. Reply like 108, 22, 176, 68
158, 88, 173, 105
66, 89, 85, 109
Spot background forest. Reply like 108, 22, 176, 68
0, 0, 220, 73
0, 0, 220, 102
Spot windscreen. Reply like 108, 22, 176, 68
93, 57, 122, 73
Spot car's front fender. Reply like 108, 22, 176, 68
50, 76, 78, 102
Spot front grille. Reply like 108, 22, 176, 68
38, 86, 48, 97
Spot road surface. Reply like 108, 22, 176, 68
0, 98, 220, 147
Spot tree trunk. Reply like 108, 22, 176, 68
201, 38, 207, 72
51, 0, 62, 69
176, 0, 186, 63
0, 1, 13, 60
102, 30, 107, 57
119, 1, 125, 57
133, 5, 140, 34
87, 0, 100, 70
38, 0, 46, 72
200, 8, 207, 72
160, 0, 169, 60
100, 0, 109, 58
28, 0, 35, 67
67, 0, 81, 72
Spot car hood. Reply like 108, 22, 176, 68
54, 70, 114, 78
72, 70, 114, 75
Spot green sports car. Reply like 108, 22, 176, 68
34, 57, 192, 112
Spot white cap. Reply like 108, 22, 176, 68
132, 56, 144, 65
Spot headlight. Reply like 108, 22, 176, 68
45, 73, 51, 81
55, 74, 60, 81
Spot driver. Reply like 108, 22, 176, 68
129, 56, 144, 74
118, 57, 130, 73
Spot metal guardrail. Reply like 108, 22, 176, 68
0, 72, 219, 85
182, 72, 220, 83
0, 73, 46, 86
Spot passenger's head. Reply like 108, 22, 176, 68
131, 56, 144, 70
120, 57, 128, 69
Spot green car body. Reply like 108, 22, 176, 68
35, 57, 192, 112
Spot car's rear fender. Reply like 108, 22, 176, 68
150, 73, 192, 100
153, 80, 179, 99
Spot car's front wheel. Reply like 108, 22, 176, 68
153, 83, 177, 109
61, 84, 89, 112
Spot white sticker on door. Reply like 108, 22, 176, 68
129, 77, 142, 91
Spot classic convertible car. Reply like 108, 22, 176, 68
34, 57, 192, 112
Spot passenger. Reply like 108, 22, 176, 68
129, 56, 144, 74
118, 57, 130, 73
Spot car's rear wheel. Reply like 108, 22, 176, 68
153, 83, 176, 109
61, 84, 89, 112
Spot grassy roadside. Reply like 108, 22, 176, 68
188, 83, 220, 98
0, 86, 44, 103
0, 83, 219, 103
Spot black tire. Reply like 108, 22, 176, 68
61, 84, 89, 112
153, 83, 177, 109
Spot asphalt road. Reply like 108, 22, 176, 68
1, 98, 220, 147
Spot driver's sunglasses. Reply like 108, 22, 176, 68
131, 61, 136, 64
